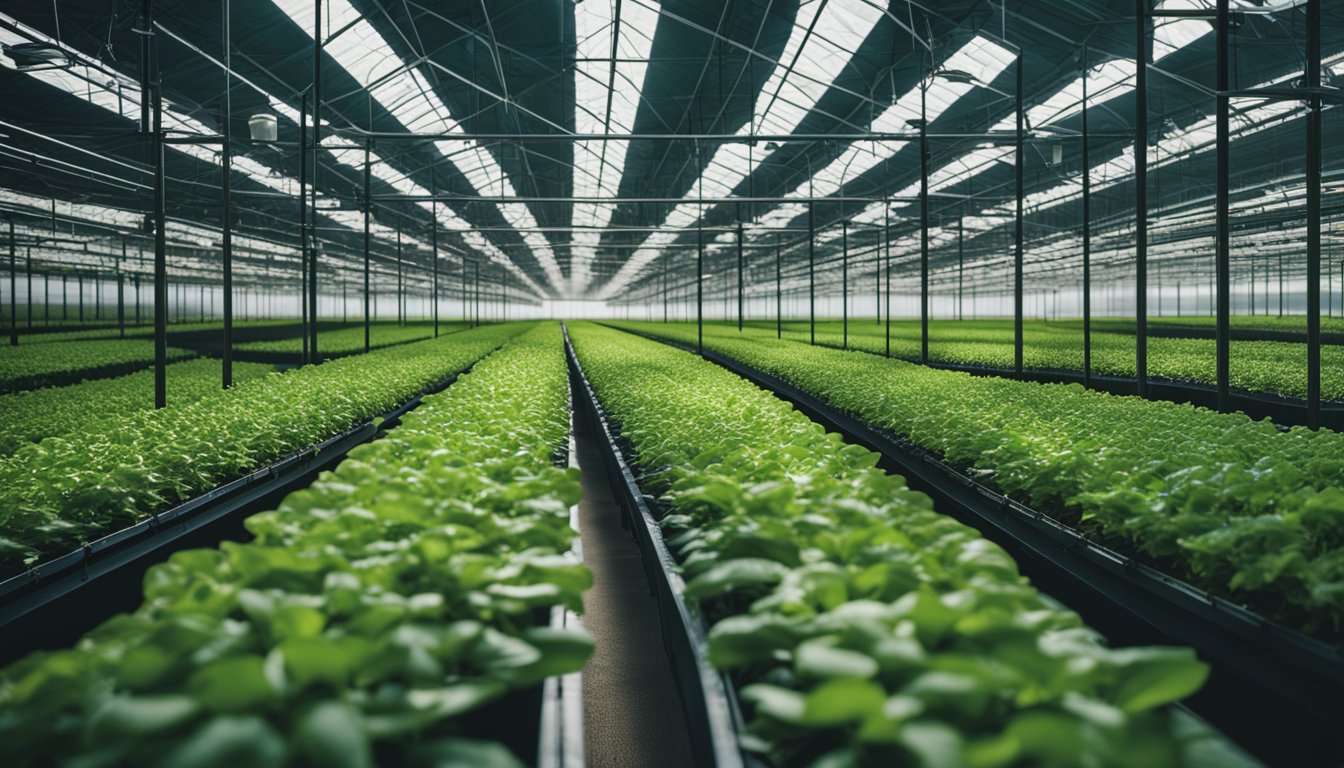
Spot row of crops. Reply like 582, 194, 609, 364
0, 323, 591, 767
0, 319, 1329, 765
730, 319, 1344, 401
0, 324, 525, 574
618, 321, 1344, 640
568, 322, 1247, 767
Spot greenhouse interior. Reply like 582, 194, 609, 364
1, 0, 1342, 766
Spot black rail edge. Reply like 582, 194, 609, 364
627, 327, 1341, 768
0, 358, 483, 662
563, 323, 752, 768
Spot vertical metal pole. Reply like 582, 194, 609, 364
1215, 0, 1231, 409
842, 219, 849, 349
885, 205, 891, 357
7, 218, 14, 346
299, 89, 309, 365
697, 222, 704, 353
1082, 49, 1093, 389
808, 201, 815, 345
775, 242, 781, 339
473, 261, 480, 327
152, 40, 167, 408
1014, 53, 1025, 375
25, 249, 31, 331
463, 260, 469, 326
118, 239, 126, 338
1135, 0, 1150, 396
920, 84, 930, 365
432, 206, 439, 338
957, 218, 964, 321
363, 137, 371, 352
396, 221, 403, 325
309, 0, 321, 363
736, 219, 744, 331
80, 273, 85, 322
1306, 0, 1322, 428
662, 253, 668, 323
222, 0, 233, 387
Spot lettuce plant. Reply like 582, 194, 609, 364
571, 323, 1241, 768
620, 321, 1344, 638
0, 323, 590, 768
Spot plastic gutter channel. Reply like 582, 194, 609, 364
562, 323, 753, 768
0, 349, 495, 639
624, 327, 1343, 768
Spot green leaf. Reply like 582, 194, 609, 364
188, 655, 278, 713
794, 637, 879, 680
683, 558, 788, 600
1108, 647, 1210, 712
85, 695, 200, 742
158, 715, 286, 768
404, 738, 527, 768
292, 702, 372, 768
800, 678, 887, 726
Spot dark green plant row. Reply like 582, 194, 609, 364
0, 340, 196, 393
570, 322, 1245, 768
0, 323, 528, 576
236, 322, 468, 355
0, 358, 275, 456
6, 319, 299, 345
0, 322, 591, 768
620, 321, 1344, 640
728, 320, 1344, 401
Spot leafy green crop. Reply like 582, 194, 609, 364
621, 321, 1344, 639
0, 340, 195, 393
0, 322, 591, 768
735, 319, 1344, 401
0, 324, 528, 575
0, 358, 274, 455
236, 322, 470, 356
570, 323, 1246, 768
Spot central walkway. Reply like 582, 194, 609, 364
572, 414, 694, 767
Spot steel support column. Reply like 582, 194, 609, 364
363, 138, 371, 353
152, 57, 167, 409
221, 0, 233, 387
1215, 0, 1231, 409
1014, 53, 1025, 375
775, 242, 782, 339
1135, 0, 1150, 396
919, 90, 930, 365
308, 0, 322, 363
885, 205, 891, 357
1083, 47, 1093, 389
1306, 0, 1323, 427
299, 90, 309, 365
697, 223, 704, 353
736, 219, 744, 331
808, 202, 815, 345
118, 239, 126, 339
843, 219, 849, 350
7, 218, 14, 347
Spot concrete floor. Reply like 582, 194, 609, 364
573, 417, 694, 767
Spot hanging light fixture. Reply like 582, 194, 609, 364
248, 113, 278, 142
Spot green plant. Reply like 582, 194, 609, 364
0, 324, 528, 574
0, 323, 591, 767
620, 321, 1344, 638
571, 323, 1242, 768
